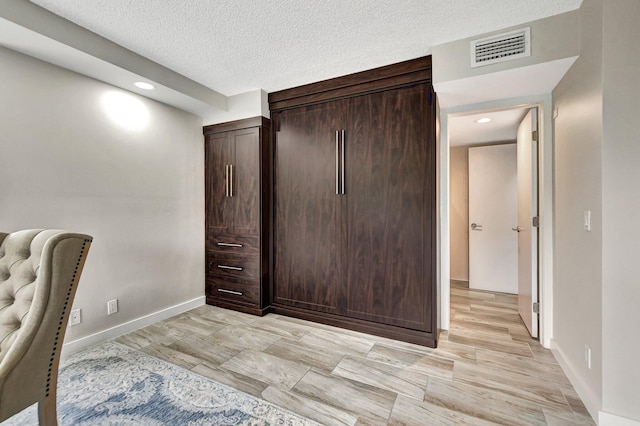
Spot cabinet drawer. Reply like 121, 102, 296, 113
207, 234, 259, 254
207, 254, 259, 280
207, 278, 259, 305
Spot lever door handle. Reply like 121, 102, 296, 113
470, 223, 483, 230
512, 226, 523, 232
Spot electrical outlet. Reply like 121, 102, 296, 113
107, 299, 118, 315
69, 309, 81, 326
585, 345, 592, 369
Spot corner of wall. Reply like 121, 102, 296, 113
599, 411, 640, 426
550, 0, 604, 420
260, 89, 270, 118
600, 0, 640, 422
62, 297, 205, 357
203, 89, 267, 125
437, 104, 450, 331
551, 339, 601, 423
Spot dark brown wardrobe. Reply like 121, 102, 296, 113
203, 117, 270, 316
269, 57, 438, 347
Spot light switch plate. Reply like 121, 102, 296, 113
585, 345, 592, 369
584, 210, 591, 231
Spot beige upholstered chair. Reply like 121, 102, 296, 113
0, 230, 92, 426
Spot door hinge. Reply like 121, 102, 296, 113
532, 130, 538, 141
532, 216, 540, 227
532, 302, 540, 314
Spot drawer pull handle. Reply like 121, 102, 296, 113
218, 289, 243, 296
217, 265, 243, 271
217, 242, 243, 248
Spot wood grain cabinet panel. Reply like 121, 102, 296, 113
344, 86, 432, 332
204, 117, 270, 316
207, 253, 260, 281
232, 128, 260, 235
273, 101, 342, 314
205, 278, 260, 305
205, 133, 233, 235
207, 234, 260, 255
206, 128, 260, 235
270, 57, 437, 347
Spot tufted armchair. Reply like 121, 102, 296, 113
0, 230, 92, 426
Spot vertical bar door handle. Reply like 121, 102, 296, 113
341, 129, 345, 194
225, 165, 229, 197
230, 164, 234, 197
335, 130, 339, 195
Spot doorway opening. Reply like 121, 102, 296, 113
441, 98, 552, 347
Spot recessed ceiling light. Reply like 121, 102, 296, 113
475, 117, 492, 124
134, 82, 155, 90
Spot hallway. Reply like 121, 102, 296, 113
446, 281, 593, 424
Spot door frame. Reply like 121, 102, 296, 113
438, 93, 553, 348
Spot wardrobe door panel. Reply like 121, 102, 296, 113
232, 128, 260, 235
345, 85, 432, 331
273, 102, 341, 313
205, 133, 233, 234
204, 117, 270, 317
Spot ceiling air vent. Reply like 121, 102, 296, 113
470, 27, 531, 68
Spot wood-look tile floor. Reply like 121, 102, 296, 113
115, 283, 594, 425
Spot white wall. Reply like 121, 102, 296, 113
432, 10, 579, 85
553, 1, 640, 423
551, 0, 604, 419
203, 89, 269, 125
0, 47, 205, 349
601, 0, 640, 422
449, 147, 469, 281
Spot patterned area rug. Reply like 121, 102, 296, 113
2, 341, 317, 425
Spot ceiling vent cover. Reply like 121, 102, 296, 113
470, 27, 531, 68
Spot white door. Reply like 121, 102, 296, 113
516, 108, 539, 337
468, 144, 518, 293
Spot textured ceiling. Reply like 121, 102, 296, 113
30, 0, 582, 96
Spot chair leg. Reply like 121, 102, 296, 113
37, 394, 57, 426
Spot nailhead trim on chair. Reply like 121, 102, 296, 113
0, 232, 41, 357
44, 239, 89, 399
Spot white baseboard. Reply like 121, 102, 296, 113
599, 411, 640, 426
550, 339, 600, 424
62, 296, 206, 357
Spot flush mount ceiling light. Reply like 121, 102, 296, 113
475, 117, 492, 124
134, 81, 155, 90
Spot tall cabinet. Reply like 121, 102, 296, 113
269, 57, 438, 347
204, 117, 270, 315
